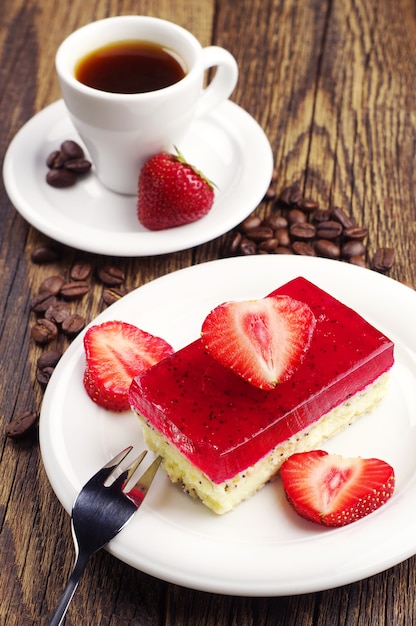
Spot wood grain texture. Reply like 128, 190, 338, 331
1, 0, 416, 624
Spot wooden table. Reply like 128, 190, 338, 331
1, 1, 415, 624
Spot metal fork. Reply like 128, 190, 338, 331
47, 447, 161, 626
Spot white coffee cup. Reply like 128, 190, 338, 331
55, 16, 238, 194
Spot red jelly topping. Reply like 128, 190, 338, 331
129, 277, 394, 483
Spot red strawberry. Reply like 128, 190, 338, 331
137, 150, 215, 230
280, 450, 395, 527
200, 295, 316, 389
83, 320, 174, 412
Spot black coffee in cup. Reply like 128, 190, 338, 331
75, 40, 186, 94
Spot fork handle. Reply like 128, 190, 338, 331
47, 552, 90, 626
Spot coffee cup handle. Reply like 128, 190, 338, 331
197, 46, 238, 117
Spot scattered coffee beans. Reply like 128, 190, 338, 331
46, 140, 91, 188
27, 251, 128, 400
70, 260, 92, 281
372, 247, 395, 273
37, 350, 63, 370
31, 318, 58, 344
223, 182, 395, 276
46, 168, 77, 188
31, 245, 61, 264
39, 275, 65, 295
60, 280, 90, 300
97, 265, 125, 286
30, 292, 57, 314
45, 301, 72, 324
36, 350, 64, 386
5, 410, 39, 439
102, 288, 125, 306
61, 313, 86, 336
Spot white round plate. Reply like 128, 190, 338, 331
3, 99, 273, 256
39, 256, 416, 596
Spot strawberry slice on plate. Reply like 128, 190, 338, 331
201, 295, 316, 389
83, 320, 174, 412
280, 450, 395, 527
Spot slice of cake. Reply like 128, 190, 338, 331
128, 277, 394, 514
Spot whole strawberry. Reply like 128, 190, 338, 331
137, 150, 215, 230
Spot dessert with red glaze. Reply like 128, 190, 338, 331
129, 277, 394, 514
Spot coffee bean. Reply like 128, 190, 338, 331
46, 168, 77, 188
290, 222, 316, 240
37, 366, 55, 386
61, 313, 86, 336
288, 208, 307, 225
31, 318, 58, 344
372, 247, 395, 272
60, 280, 90, 299
37, 350, 63, 370
330, 207, 355, 229
341, 240, 366, 258
31, 245, 61, 264
30, 292, 57, 314
61, 140, 84, 160
242, 226, 273, 242
97, 265, 125, 286
64, 158, 92, 174
312, 209, 332, 223
314, 239, 341, 259
299, 198, 319, 212
316, 220, 343, 240
46, 150, 66, 169
5, 410, 38, 438
343, 226, 368, 241
45, 301, 72, 324
278, 184, 302, 206
240, 216, 262, 232
264, 214, 288, 229
39, 275, 65, 295
258, 238, 279, 252
275, 228, 291, 247
292, 241, 316, 256
70, 261, 92, 281
227, 231, 243, 254
102, 288, 124, 306
239, 238, 257, 255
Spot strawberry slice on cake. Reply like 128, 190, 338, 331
201, 295, 316, 389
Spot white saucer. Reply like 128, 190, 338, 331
3, 100, 273, 257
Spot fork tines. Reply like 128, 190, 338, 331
102, 447, 161, 504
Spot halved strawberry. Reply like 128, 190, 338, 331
83, 320, 174, 412
280, 450, 395, 527
200, 295, 316, 389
